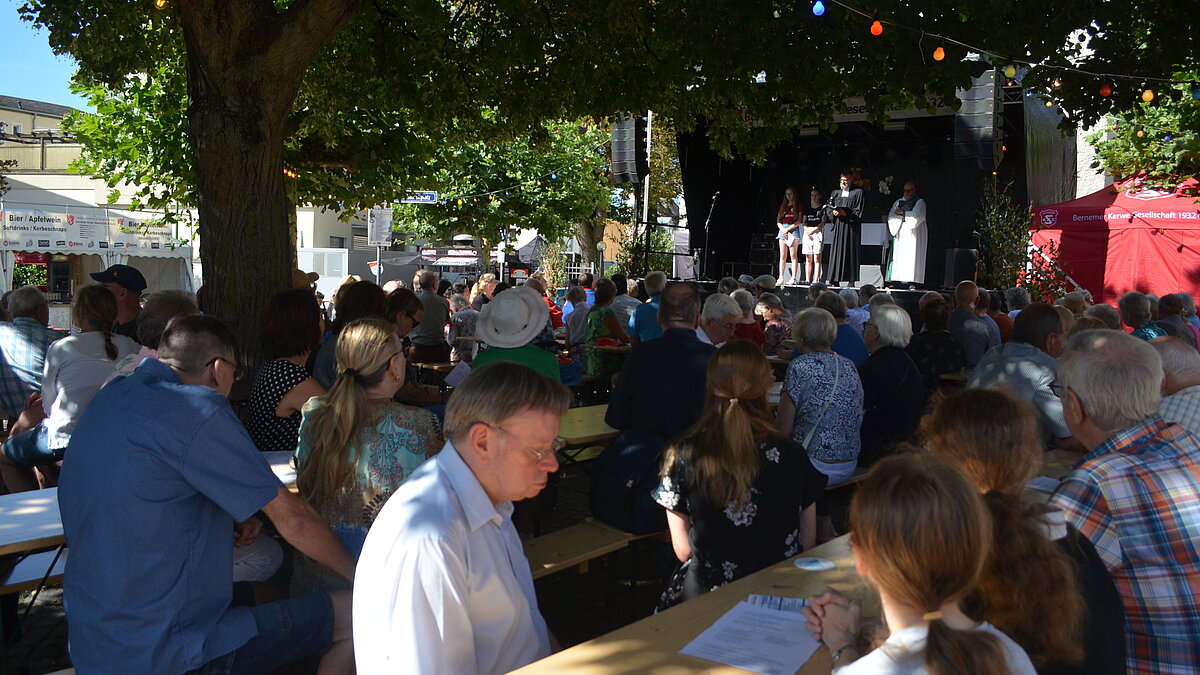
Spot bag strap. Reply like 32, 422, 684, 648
802, 355, 841, 450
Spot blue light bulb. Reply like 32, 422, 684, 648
550, 172, 558, 180
1165, 135, 1173, 142
812, 0, 825, 16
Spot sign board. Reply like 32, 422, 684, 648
367, 208, 394, 247
0, 209, 188, 256
400, 191, 438, 204
419, 246, 480, 266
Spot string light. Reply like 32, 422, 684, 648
1052, 77, 1063, 89
869, 20, 883, 36
812, 0, 826, 16
1136, 129, 1145, 138
154, 0, 167, 8
1142, 88, 1155, 102
1003, 64, 1017, 79
1099, 84, 1113, 97
932, 46, 945, 61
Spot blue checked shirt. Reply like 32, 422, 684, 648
0, 317, 67, 418
1161, 385, 1200, 437
1049, 416, 1200, 674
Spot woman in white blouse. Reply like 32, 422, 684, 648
0, 284, 137, 491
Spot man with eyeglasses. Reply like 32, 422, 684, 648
696, 291, 747, 348
354, 361, 571, 674
59, 314, 358, 674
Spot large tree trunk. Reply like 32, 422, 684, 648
179, 0, 360, 366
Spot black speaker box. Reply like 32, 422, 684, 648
749, 249, 774, 265
944, 248, 978, 286
722, 261, 749, 278
749, 263, 773, 277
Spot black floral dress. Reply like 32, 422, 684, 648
652, 435, 827, 610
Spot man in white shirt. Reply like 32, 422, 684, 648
696, 292, 745, 348
354, 361, 571, 674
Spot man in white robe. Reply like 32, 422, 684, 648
886, 181, 928, 284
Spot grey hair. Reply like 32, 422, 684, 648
443, 361, 570, 444
756, 292, 784, 313
868, 292, 896, 310
449, 294, 470, 311
644, 271, 667, 296
1005, 287, 1031, 310
730, 289, 756, 316
626, 279, 639, 295
1084, 303, 1121, 330
872, 304, 913, 348
7, 286, 47, 319
701, 292, 743, 323
137, 290, 199, 349
1059, 329, 1162, 433
793, 307, 837, 349
565, 285, 587, 303
718, 277, 741, 295
1149, 336, 1200, 382
417, 270, 438, 290
838, 288, 860, 309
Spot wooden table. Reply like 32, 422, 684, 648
514, 535, 878, 674
0, 488, 64, 556
1041, 448, 1083, 480
264, 451, 298, 492
558, 404, 619, 448
768, 381, 783, 408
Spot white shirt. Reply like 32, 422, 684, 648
353, 441, 550, 674
835, 621, 1035, 675
43, 331, 139, 449
610, 294, 642, 326
696, 325, 725, 348
565, 302, 591, 346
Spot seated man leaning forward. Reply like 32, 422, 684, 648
58, 314, 357, 674
354, 361, 570, 673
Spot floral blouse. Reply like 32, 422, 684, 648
653, 436, 827, 609
783, 351, 863, 463
291, 398, 443, 593
762, 312, 794, 355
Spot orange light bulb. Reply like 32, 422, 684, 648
869, 20, 883, 36
932, 47, 945, 61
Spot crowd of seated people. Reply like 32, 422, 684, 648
3, 263, 1199, 675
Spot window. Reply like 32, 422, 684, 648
329, 235, 347, 248
11, 123, 22, 135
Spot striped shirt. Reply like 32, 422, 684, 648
1050, 416, 1200, 674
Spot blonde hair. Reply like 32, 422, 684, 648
470, 273, 497, 304
661, 341, 776, 510
297, 318, 400, 508
851, 454, 1007, 675
74, 284, 119, 360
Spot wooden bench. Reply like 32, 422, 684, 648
1, 548, 67, 595
524, 520, 633, 580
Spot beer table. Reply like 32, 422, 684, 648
513, 535, 878, 674
558, 404, 619, 449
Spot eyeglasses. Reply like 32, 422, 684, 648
1048, 380, 1080, 407
206, 356, 246, 382
488, 424, 564, 462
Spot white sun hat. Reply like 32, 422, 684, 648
477, 285, 549, 348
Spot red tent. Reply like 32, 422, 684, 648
1030, 178, 1200, 305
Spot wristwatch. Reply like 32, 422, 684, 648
830, 643, 857, 665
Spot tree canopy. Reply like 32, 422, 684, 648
17, 0, 1197, 356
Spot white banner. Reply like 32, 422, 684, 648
367, 208, 394, 247
0, 209, 189, 257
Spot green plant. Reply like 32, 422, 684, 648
538, 238, 568, 290
610, 224, 675, 278
976, 179, 1073, 302
12, 264, 48, 288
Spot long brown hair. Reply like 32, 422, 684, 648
74, 284, 119, 360
660, 340, 776, 509
922, 389, 1085, 667
851, 454, 1007, 675
297, 318, 400, 508
777, 185, 798, 222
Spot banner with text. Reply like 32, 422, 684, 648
0, 210, 190, 256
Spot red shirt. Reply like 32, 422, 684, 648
544, 296, 564, 329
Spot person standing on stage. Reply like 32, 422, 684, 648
775, 186, 802, 285
828, 172, 865, 287
801, 188, 827, 284
886, 181, 928, 284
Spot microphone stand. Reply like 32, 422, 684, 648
701, 191, 719, 281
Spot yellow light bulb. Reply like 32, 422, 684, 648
1003, 64, 1017, 79
154, 0, 167, 8
1142, 88, 1155, 102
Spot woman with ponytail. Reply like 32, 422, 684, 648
653, 340, 827, 610
292, 318, 442, 592
923, 389, 1124, 674
804, 454, 1036, 674
1, 284, 137, 492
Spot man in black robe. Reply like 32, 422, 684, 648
826, 172, 865, 286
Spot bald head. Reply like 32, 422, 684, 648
954, 281, 978, 308
658, 282, 701, 327
1149, 336, 1200, 395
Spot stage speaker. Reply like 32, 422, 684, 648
857, 265, 883, 287
749, 263, 773, 277
954, 69, 1004, 171
944, 249, 978, 286
750, 239, 775, 252
749, 249, 774, 265
776, 286, 808, 314
611, 113, 649, 184
722, 261, 749, 278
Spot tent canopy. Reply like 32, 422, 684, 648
1030, 178, 1200, 305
